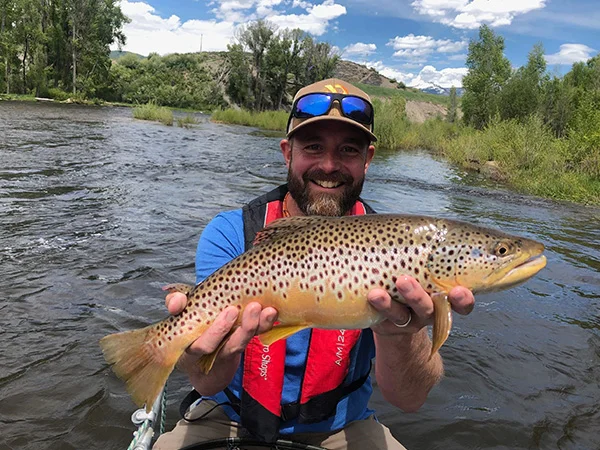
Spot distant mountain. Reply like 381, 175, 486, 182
410, 81, 464, 96
110, 50, 145, 60
333, 60, 403, 90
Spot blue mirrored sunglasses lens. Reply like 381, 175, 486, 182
341, 97, 373, 124
295, 94, 332, 118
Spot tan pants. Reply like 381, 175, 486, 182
153, 399, 407, 450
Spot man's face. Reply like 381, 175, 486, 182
281, 121, 375, 216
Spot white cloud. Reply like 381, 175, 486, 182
354, 60, 416, 85
408, 65, 468, 88
344, 42, 377, 56
115, 0, 237, 55
267, 0, 346, 36
255, 0, 284, 17
212, 0, 256, 22
545, 44, 596, 65
115, 0, 347, 55
292, 0, 311, 8
411, 0, 547, 29
387, 34, 466, 60
350, 59, 468, 89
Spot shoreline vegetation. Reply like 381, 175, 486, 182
131, 102, 200, 127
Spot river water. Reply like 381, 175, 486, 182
0, 101, 598, 450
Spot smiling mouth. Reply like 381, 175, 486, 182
312, 180, 343, 189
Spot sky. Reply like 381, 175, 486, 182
112, 0, 600, 89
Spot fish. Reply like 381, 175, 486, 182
100, 214, 546, 411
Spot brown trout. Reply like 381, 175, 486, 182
100, 214, 546, 410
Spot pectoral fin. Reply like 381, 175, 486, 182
430, 293, 452, 359
258, 324, 310, 346
197, 329, 234, 374
162, 283, 195, 297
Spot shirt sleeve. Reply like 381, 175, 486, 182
195, 209, 245, 283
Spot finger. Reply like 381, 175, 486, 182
395, 275, 434, 319
367, 289, 415, 330
257, 307, 278, 334
448, 286, 475, 315
186, 306, 239, 355
222, 302, 263, 354
166, 292, 188, 316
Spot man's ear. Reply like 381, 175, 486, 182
364, 145, 375, 174
281, 139, 292, 168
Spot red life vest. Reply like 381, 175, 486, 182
230, 186, 374, 442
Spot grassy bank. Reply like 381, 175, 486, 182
442, 117, 599, 205
0, 93, 36, 101
177, 114, 199, 128
376, 97, 599, 204
212, 108, 288, 131
133, 102, 174, 126
210, 105, 599, 205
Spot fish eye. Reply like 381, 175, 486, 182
494, 241, 512, 257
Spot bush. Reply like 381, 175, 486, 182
47, 88, 70, 101
372, 97, 411, 149
177, 114, 199, 128
211, 108, 288, 131
133, 102, 174, 126
442, 114, 599, 204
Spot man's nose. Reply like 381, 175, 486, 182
319, 148, 342, 173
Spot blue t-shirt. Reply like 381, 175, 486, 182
195, 210, 376, 435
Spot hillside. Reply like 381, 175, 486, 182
110, 51, 448, 122
333, 60, 401, 89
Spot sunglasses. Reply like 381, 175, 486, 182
288, 93, 374, 131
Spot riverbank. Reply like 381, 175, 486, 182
209, 106, 600, 206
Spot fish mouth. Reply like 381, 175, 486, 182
491, 254, 547, 291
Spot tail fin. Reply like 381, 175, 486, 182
100, 325, 184, 411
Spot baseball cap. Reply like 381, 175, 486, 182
286, 78, 377, 142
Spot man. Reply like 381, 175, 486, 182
153, 79, 475, 449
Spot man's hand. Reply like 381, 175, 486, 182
166, 292, 278, 356
165, 292, 278, 395
367, 275, 475, 336
367, 275, 475, 411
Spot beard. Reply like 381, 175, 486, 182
287, 167, 365, 217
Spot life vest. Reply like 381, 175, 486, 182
229, 184, 376, 442
181, 185, 376, 443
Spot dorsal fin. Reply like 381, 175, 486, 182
253, 216, 325, 247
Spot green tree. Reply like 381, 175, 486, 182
294, 36, 339, 87
67, 0, 128, 96
499, 43, 548, 121
0, 0, 17, 93
447, 85, 458, 123
237, 19, 276, 110
264, 28, 303, 109
226, 42, 253, 108
461, 25, 511, 129
540, 75, 575, 137
0, 0, 127, 98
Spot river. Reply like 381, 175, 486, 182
0, 101, 598, 450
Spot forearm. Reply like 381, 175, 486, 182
374, 328, 444, 412
177, 351, 241, 396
